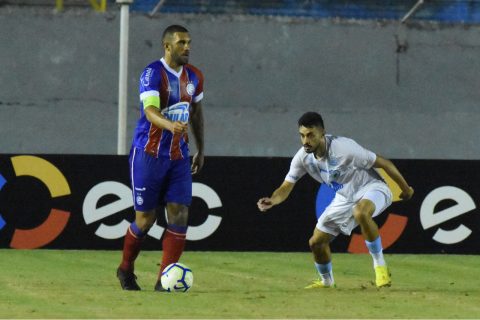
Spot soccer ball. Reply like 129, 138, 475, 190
161, 262, 193, 292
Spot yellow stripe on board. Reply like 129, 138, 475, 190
55, 0, 64, 11
89, 0, 107, 12
56, 0, 107, 12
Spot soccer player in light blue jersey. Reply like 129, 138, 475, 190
117, 25, 205, 291
257, 112, 414, 288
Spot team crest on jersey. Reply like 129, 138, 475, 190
330, 169, 341, 181
186, 82, 195, 96
162, 101, 190, 122
136, 195, 144, 206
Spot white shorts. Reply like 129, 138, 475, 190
316, 182, 392, 237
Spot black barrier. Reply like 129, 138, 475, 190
0, 155, 479, 253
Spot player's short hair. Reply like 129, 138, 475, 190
298, 112, 324, 129
162, 25, 189, 42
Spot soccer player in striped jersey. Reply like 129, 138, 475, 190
117, 25, 205, 291
257, 112, 414, 288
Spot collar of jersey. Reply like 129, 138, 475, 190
160, 57, 183, 78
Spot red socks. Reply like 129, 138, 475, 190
119, 226, 145, 272
119, 223, 187, 279
158, 225, 187, 279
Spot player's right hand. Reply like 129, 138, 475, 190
257, 197, 273, 212
170, 121, 188, 134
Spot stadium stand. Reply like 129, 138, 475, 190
2, 0, 479, 23
128, 0, 480, 24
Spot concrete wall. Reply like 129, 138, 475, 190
1, 7, 479, 159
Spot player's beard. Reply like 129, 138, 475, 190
175, 53, 189, 65
304, 143, 324, 157
303, 144, 314, 153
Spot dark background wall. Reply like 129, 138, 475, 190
1, 155, 478, 253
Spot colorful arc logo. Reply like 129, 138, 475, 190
0, 156, 71, 249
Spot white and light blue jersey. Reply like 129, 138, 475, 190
286, 135, 384, 201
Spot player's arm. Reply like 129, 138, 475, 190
189, 101, 205, 174
373, 155, 414, 200
257, 180, 295, 212
144, 106, 187, 134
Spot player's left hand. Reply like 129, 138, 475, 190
400, 186, 414, 201
191, 152, 204, 174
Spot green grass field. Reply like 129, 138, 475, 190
0, 250, 478, 319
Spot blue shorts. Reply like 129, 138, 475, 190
129, 147, 192, 212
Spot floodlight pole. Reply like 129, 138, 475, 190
116, 0, 133, 155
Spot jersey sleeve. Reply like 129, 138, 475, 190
285, 150, 307, 183
139, 66, 161, 109
189, 65, 204, 103
337, 138, 376, 169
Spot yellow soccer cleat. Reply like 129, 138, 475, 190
375, 265, 392, 288
304, 279, 336, 289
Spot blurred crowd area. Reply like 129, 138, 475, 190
2, 0, 480, 23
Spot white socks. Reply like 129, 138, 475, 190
315, 262, 335, 286
365, 236, 386, 267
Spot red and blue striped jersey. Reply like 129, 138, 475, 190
131, 58, 204, 159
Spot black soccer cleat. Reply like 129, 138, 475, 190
154, 279, 167, 292
116, 267, 141, 291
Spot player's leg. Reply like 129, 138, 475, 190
352, 198, 378, 241
118, 147, 163, 290
160, 203, 189, 272
154, 203, 189, 291
119, 210, 157, 273
306, 227, 336, 288
155, 158, 191, 291
117, 210, 156, 290
353, 184, 392, 287
305, 198, 349, 288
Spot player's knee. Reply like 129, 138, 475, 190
135, 211, 156, 231
352, 208, 367, 224
352, 202, 374, 224
135, 221, 154, 232
166, 203, 189, 225
309, 235, 328, 252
